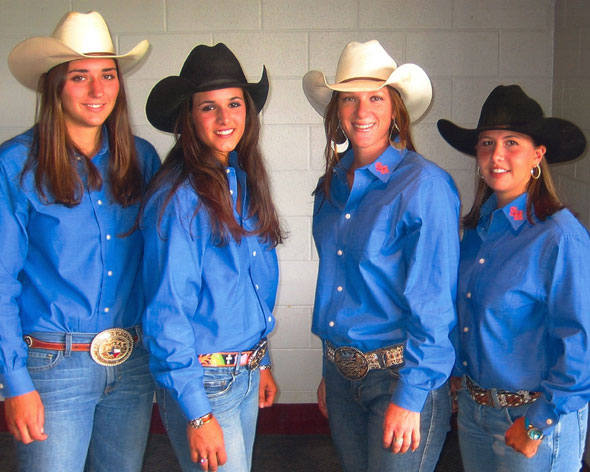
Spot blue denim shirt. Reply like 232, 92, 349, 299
312, 145, 460, 412
0, 128, 160, 397
455, 193, 590, 433
141, 151, 278, 420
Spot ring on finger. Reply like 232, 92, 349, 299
200, 457, 208, 464
394, 437, 404, 445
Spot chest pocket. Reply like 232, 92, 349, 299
346, 207, 391, 254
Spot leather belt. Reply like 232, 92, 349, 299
24, 328, 138, 367
325, 341, 404, 380
466, 376, 540, 408
198, 338, 267, 371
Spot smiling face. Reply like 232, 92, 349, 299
191, 87, 246, 165
60, 58, 120, 138
337, 87, 395, 164
476, 129, 545, 207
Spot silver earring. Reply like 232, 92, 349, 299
476, 166, 484, 179
389, 120, 401, 142
331, 122, 349, 153
530, 164, 541, 180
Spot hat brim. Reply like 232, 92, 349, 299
302, 63, 432, 123
146, 66, 269, 133
8, 37, 149, 90
437, 117, 586, 164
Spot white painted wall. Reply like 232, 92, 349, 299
0, 0, 561, 403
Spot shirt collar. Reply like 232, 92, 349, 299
335, 145, 406, 183
228, 150, 239, 169
480, 193, 528, 231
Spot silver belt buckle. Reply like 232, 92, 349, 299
334, 346, 369, 380
247, 338, 267, 371
90, 328, 134, 366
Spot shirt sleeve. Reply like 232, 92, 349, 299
525, 231, 590, 433
390, 172, 460, 412
141, 186, 211, 420
0, 156, 36, 397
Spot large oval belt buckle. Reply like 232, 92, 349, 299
90, 328, 134, 366
333, 346, 369, 380
247, 338, 268, 371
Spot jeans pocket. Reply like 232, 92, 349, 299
26, 349, 62, 372
203, 370, 234, 398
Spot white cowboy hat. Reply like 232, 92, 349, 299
302, 40, 432, 123
8, 11, 149, 90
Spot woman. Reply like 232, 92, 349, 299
438, 84, 590, 471
302, 40, 460, 472
141, 43, 282, 472
0, 11, 160, 472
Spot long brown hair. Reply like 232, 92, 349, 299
143, 89, 283, 247
24, 59, 143, 207
462, 148, 564, 229
314, 86, 416, 199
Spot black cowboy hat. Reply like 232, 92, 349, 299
437, 85, 586, 163
146, 43, 269, 133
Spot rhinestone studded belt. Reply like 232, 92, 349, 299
466, 376, 540, 408
325, 341, 404, 380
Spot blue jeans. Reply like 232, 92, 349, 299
457, 382, 588, 471
323, 358, 452, 472
157, 365, 260, 472
15, 329, 155, 472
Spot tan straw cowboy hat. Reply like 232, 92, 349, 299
8, 11, 149, 90
302, 40, 432, 123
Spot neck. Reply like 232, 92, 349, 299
351, 142, 390, 170
68, 125, 102, 157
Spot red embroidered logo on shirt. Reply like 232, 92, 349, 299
375, 162, 389, 174
509, 206, 523, 221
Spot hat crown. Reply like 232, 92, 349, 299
52, 11, 115, 55
478, 85, 544, 130
180, 43, 248, 91
334, 40, 398, 84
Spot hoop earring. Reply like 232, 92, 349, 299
476, 166, 484, 179
331, 122, 349, 153
389, 120, 401, 142
530, 164, 541, 180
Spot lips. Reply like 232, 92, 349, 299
214, 129, 235, 136
352, 123, 375, 131
490, 168, 509, 174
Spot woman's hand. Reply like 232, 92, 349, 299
5, 390, 47, 444
259, 368, 277, 408
505, 416, 541, 458
317, 377, 328, 418
187, 416, 227, 471
383, 402, 421, 454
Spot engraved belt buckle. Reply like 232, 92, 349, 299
247, 338, 268, 371
90, 328, 134, 366
333, 346, 369, 380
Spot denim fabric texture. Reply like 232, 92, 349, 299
457, 384, 588, 472
15, 330, 155, 472
323, 359, 451, 472
157, 365, 260, 472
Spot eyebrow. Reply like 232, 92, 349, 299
67, 67, 117, 74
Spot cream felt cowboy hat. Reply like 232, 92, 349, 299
8, 11, 149, 90
302, 40, 432, 123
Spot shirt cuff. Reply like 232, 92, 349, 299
0, 368, 36, 398
525, 398, 559, 434
390, 379, 429, 412
177, 389, 212, 421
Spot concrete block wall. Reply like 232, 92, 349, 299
553, 0, 590, 228
0, 0, 556, 403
